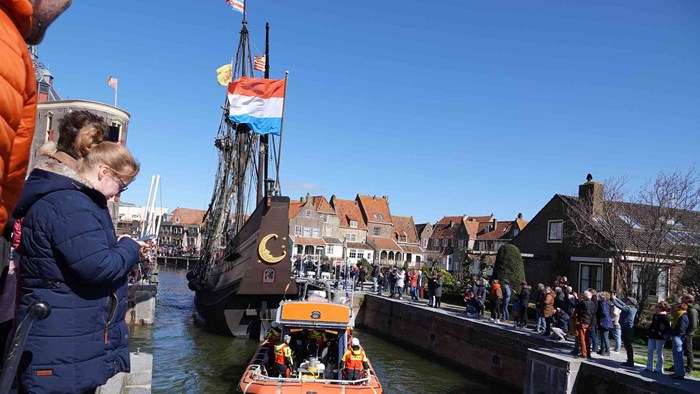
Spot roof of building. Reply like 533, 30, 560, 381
169, 208, 206, 226
346, 242, 374, 250
356, 195, 392, 224
415, 223, 429, 234
477, 221, 513, 241
323, 237, 343, 245
400, 244, 424, 254
312, 196, 335, 214
391, 215, 420, 244
367, 236, 402, 251
330, 197, 367, 229
289, 201, 304, 219
290, 236, 326, 246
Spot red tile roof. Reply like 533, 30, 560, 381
477, 221, 513, 240
289, 201, 304, 220
356, 195, 391, 224
437, 216, 463, 225
391, 215, 419, 244
400, 244, 424, 253
330, 197, 367, 229
368, 236, 402, 251
290, 236, 326, 246
346, 242, 374, 250
169, 208, 206, 226
312, 196, 335, 214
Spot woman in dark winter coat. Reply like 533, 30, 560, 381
14, 140, 142, 394
596, 292, 614, 356
645, 301, 671, 373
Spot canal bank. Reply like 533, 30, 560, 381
358, 294, 700, 393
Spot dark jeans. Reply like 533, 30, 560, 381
599, 326, 610, 353
589, 324, 599, 352
683, 334, 694, 373
491, 299, 502, 320
544, 316, 553, 335
622, 326, 634, 363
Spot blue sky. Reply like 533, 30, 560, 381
37, 0, 699, 224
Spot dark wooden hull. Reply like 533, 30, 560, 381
191, 196, 297, 336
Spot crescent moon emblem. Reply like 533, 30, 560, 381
259, 234, 286, 264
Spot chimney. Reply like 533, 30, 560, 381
517, 213, 523, 219
305, 192, 311, 204
492, 218, 497, 231
383, 195, 389, 203
578, 175, 604, 215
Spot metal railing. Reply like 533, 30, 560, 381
0, 301, 52, 394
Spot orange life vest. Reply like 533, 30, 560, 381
274, 343, 291, 365
343, 348, 367, 370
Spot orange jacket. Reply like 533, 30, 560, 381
0, 0, 37, 231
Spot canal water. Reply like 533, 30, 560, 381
131, 265, 512, 393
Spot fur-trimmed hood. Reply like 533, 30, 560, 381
13, 164, 105, 219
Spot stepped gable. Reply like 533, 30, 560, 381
391, 215, 420, 244
356, 195, 391, 224
311, 196, 335, 214
330, 197, 367, 229
170, 207, 206, 226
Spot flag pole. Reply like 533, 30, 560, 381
275, 71, 289, 195
114, 83, 118, 107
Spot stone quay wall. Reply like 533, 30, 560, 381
356, 294, 568, 390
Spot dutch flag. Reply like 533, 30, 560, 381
227, 77, 286, 135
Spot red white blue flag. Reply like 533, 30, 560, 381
227, 77, 286, 135
226, 0, 244, 14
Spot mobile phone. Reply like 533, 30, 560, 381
137, 234, 157, 242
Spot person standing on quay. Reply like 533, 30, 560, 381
517, 282, 531, 328
574, 290, 596, 359
669, 303, 689, 380
489, 279, 503, 323
682, 294, 697, 376
645, 301, 671, 373
433, 272, 443, 309
14, 139, 142, 393
542, 286, 555, 336
611, 293, 638, 367
501, 279, 511, 322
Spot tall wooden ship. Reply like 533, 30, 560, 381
187, 8, 296, 337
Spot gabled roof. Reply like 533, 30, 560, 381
312, 195, 335, 214
515, 217, 529, 230
477, 221, 513, 241
330, 197, 367, 229
400, 244, 424, 254
169, 208, 206, 226
356, 195, 391, 224
290, 236, 326, 246
431, 220, 461, 238
415, 223, 429, 235
391, 215, 420, 244
437, 216, 463, 225
289, 201, 304, 220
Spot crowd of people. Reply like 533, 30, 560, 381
461, 274, 697, 380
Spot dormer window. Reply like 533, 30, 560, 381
378, 214, 384, 220
350, 220, 357, 228
372, 213, 378, 219
305, 209, 311, 218
398, 235, 407, 243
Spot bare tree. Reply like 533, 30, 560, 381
566, 168, 700, 310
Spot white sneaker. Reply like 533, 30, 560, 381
489, 318, 496, 322
496, 319, 501, 323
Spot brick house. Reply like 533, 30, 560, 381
511, 178, 699, 302
330, 196, 371, 266
289, 195, 326, 259
159, 208, 206, 253
391, 215, 425, 267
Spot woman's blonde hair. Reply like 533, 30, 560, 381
76, 141, 140, 180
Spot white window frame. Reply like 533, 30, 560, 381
321, 214, 329, 223
326, 245, 334, 254
111, 121, 123, 142
294, 226, 302, 236
305, 209, 311, 218
312, 228, 320, 238
345, 233, 356, 242
442, 239, 448, 247
547, 220, 563, 243
432, 239, 439, 247
349, 220, 357, 228
324, 226, 332, 236
373, 227, 381, 236
349, 250, 357, 258
303, 227, 311, 237
398, 235, 407, 243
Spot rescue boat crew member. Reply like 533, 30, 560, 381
265, 322, 281, 347
340, 337, 369, 381
308, 329, 327, 348
272, 334, 294, 378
